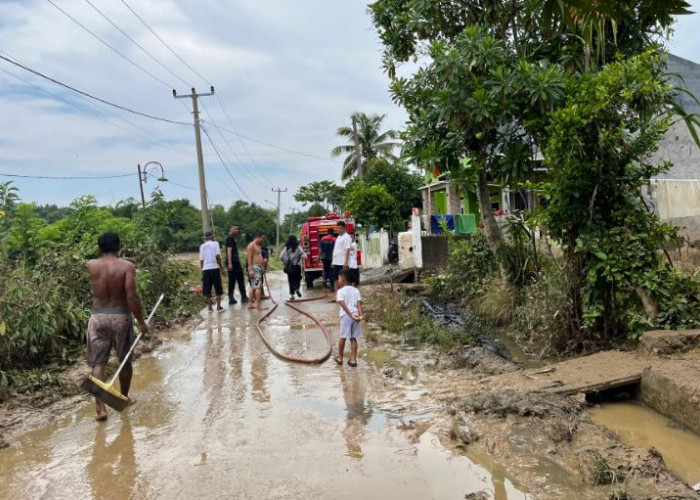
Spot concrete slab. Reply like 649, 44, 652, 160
638, 329, 700, 357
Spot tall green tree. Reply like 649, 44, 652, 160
294, 181, 345, 211
345, 182, 400, 230
364, 159, 423, 220
331, 112, 400, 180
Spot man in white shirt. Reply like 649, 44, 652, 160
331, 221, 352, 291
199, 231, 224, 311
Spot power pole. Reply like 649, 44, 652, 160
288, 207, 295, 235
351, 114, 363, 181
272, 187, 287, 248
173, 86, 215, 235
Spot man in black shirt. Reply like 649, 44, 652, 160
226, 224, 248, 304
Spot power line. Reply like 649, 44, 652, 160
200, 124, 252, 202
0, 172, 134, 180
118, 0, 210, 86
82, 0, 191, 88
200, 101, 270, 190
0, 51, 189, 126
45, 0, 173, 90
168, 180, 198, 191
214, 95, 275, 185
0, 65, 192, 157
201, 120, 339, 163
76, 0, 334, 170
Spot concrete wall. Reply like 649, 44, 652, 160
651, 55, 700, 180
359, 230, 390, 270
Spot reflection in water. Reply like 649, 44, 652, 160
202, 317, 227, 426
251, 355, 270, 403
339, 368, 372, 459
228, 325, 246, 406
87, 417, 138, 500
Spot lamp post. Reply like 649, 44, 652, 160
137, 161, 168, 208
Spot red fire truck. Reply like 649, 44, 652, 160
300, 212, 360, 287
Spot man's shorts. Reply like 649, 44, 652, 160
349, 268, 360, 286
250, 265, 264, 291
86, 310, 133, 366
202, 268, 223, 297
340, 315, 363, 340
332, 265, 344, 284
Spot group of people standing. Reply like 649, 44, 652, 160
199, 224, 270, 312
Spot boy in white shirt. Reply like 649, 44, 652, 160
334, 269, 363, 367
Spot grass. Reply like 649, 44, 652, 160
365, 286, 471, 350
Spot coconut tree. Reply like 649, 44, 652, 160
331, 112, 399, 181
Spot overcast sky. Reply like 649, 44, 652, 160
1, 0, 699, 218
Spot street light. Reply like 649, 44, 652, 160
137, 161, 168, 208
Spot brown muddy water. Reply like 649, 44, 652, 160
0, 274, 527, 500
591, 401, 700, 486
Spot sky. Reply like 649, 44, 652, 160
1, 0, 699, 218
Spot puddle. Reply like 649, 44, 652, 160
0, 275, 531, 499
591, 401, 700, 485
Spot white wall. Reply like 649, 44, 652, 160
359, 230, 390, 269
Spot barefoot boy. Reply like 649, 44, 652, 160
334, 269, 363, 367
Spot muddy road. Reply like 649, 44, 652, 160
0, 273, 524, 499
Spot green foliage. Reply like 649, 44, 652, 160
294, 180, 345, 211
0, 188, 201, 380
331, 112, 400, 180
438, 232, 497, 301
364, 159, 423, 219
225, 200, 277, 245
544, 52, 700, 338
344, 181, 400, 230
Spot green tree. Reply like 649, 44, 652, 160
226, 200, 276, 245
364, 159, 423, 220
294, 181, 345, 211
331, 112, 399, 180
345, 182, 400, 230
544, 52, 699, 339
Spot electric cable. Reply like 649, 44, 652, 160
214, 94, 275, 186
82, 0, 192, 88
0, 51, 189, 126
0, 172, 134, 180
45, 0, 173, 90
0, 65, 192, 157
118, 0, 210, 86
200, 123, 253, 203
201, 120, 339, 163
200, 101, 270, 190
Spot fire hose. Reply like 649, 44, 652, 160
255, 274, 333, 364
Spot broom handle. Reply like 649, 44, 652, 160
107, 293, 165, 385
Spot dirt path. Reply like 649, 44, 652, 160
0, 273, 526, 499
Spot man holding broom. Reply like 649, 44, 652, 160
86, 232, 148, 421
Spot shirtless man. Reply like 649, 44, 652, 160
86, 232, 148, 421
246, 233, 268, 310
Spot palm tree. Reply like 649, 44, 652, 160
331, 112, 399, 181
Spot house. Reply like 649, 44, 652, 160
419, 53, 700, 237
647, 54, 700, 235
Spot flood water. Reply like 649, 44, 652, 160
0, 273, 527, 500
591, 401, 700, 485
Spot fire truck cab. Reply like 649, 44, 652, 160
300, 212, 360, 288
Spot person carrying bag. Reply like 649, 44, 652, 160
280, 235, 307, 301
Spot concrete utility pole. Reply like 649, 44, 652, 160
351, 114, 363, 181
272, 187, 287, 249
173, 86, 215, 235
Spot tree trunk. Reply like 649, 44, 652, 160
475, 167, 509, 279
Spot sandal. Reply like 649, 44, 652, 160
334, 357, 343, 365
347, 360, 358, 367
